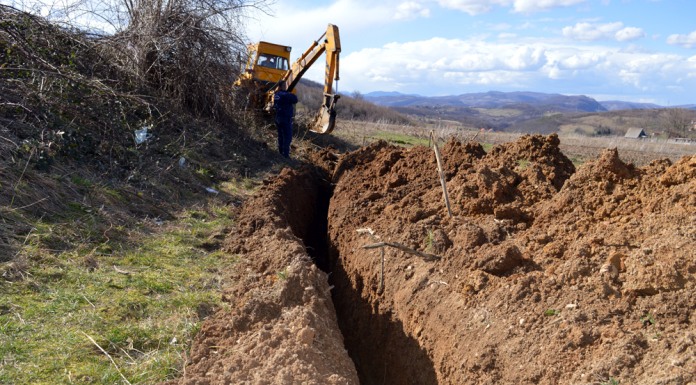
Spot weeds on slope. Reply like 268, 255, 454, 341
0, 6, 272, 383
0, 188, 249, 384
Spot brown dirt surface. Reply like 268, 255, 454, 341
164, 165, 359, 385
171, 134, 694, 385
328, 134, 695, 384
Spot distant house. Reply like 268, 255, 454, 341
625, 127, 647, 139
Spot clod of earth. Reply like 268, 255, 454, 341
168, 134, 695, 385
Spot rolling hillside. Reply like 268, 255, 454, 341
363, 91, 696, 137
365, 90, 607, 112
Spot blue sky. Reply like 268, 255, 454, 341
246, 0, 696, 105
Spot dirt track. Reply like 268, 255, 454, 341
168, 134, 695, 385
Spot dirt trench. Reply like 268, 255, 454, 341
327, 135, 695, 385
169, 135, 695, 385
162, 163, 359, 385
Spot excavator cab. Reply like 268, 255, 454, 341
238, 42, 292, 93
235, 24, 341, 134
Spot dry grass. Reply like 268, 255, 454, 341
558, 134, 694, 165
328, 120, 693, 166
0, 9, 281, 382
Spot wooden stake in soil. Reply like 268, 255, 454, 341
377, 246, 385, 295
429, 131, 453, 218
358, 227, 444, 294
362, 242, 442, 262
357, 228, 385, 294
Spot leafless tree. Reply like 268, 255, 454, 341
6, 0, 271, 118
663, 108, 694, 138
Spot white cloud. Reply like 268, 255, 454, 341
507, 46, 546, 70
436, 0, 509, 15
563, 22, 616, 41
435, 0, 587, 15
498, 32, 518, 39
247, 0, 393, 43
563, 22, 645, 42
667, 31, 696, 48
395, 1, 431, 20
438, 0, 498, 16
344, 38, 551, 92
557, 52, 603, 70
615, 27, 646, 42
340, 36, 695, 102
512, 0, 587, 13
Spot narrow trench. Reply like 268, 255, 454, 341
298, 167, 438, 385
302, 174, 331, 274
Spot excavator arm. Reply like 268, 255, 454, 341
265, 24, 341, 134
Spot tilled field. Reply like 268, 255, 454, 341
167, 134, 695, 385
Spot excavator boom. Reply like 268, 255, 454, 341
279, 24, 341, 134
236, 24, 341, 134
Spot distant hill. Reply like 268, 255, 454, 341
365, 90, 608, 113
296, 79, 412, 124
364, 90, 696, 113
361, 90, 696, 137
600, 100, 661, 111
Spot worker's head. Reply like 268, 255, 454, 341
278, 81, 287, 91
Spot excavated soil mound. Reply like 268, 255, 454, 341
328, 135, 695, 384
164, 165, 359, 385
170, 134, 694, 385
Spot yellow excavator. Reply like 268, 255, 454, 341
235, 24, 341, 134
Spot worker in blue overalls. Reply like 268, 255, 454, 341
273, 81, 298, 158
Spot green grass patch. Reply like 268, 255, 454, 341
372, 130, 430, 147
544, 309, 560, 316
219, 178, 258, 195
71, 175, 93, 187
568, 156, 585, 167
480, 142, 494, 152
0, 204, 236, 384
473, 108, 523, 117
516, 158, 530, 170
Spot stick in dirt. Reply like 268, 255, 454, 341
357, 228, 385, 294
362, 241, 442, 262
429, 131, 453, 218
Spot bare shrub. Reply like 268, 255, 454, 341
4, 0, 270, 118
663, 108, 695, 138
104, 0, 267, 118
1, 5, 139, 163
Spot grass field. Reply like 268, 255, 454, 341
331, 120, 694, 165
1, 183, 249, 384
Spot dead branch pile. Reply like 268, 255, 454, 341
0, 2, 260, 175
103, 0, 254, 118
0, 4, 265, 261
1, 5, 157, 170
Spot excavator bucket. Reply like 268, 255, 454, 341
313, 105, 337, 134
311, 92, 339, 134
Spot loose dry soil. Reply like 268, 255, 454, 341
167, 134, 695, 385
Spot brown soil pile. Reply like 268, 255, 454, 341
328, 134, 694, 384
164, 165, 359, 385
171, 134, 694, 385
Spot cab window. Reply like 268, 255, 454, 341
257, 54, 289, 70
